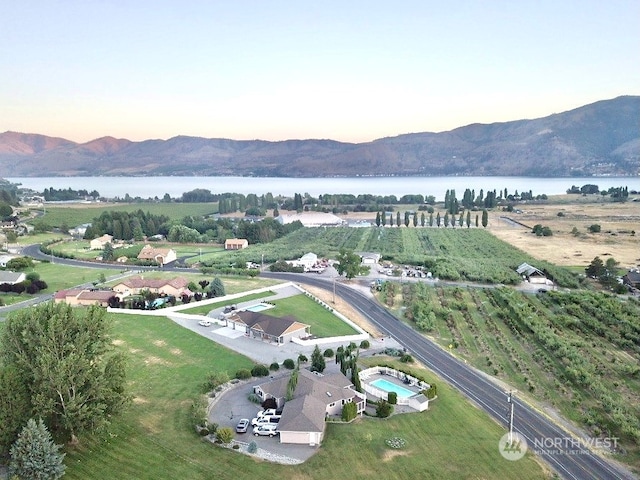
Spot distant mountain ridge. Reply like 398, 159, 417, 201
1, 95, 638, 177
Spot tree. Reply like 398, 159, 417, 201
381, 211, 386, 226
396, 211, 401, 227
375, 211, 381, 227
404, 211, 410, 227
466, 211, 471, 228
376, 400, 393, 418
481, 209, 488, 228
413, 212, 418, 227
335, 249, 362, 279
0, 366, 31, 457
585, 256, 605, 279
102, 242, 114, 261
208, 277, 225, 297
9, 418, 66, 480
1, 303, 130, 444
310, 345, 326, 373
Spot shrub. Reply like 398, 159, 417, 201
261, 398, 277, 410
283, 358, 295, 369
297, 354, 308, 363
199, 427, 210, 436
341, 402, 358, 422
251, 364, 269, 377
248, 441, 258, 453
235, 369, 252, 380
216, 427, 234, 444
376, 400, 394, 418
359, 340, 370, 349
323, 348, 334, 358
588, 224, 601, 233
400, 354, 414, 363
269, 362, 280, 371
425, 384, 437, 399
247, 393, 261, 404
201, 371, 229, 393
387, 392, 398, 404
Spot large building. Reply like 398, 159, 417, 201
275, 212, 344, 227
112, 276, 190, 298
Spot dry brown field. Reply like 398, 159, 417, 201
487, 194, 640, 269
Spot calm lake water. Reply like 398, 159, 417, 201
8, 176, 639, 201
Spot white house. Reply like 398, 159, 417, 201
0, 271, 26, 285
90, 234, 114, 250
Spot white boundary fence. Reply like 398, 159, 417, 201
359, 366, 431, 411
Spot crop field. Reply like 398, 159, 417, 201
57, 313, 547, 480
397, 283, 640, 471
214, 226, 578, 286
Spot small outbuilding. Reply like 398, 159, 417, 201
224, 238, 249, 250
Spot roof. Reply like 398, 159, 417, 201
277, 395, 327, 433
137, 245, 174, 260
623, 270, 640, 284
516, 262, 545, 277
276, 212, 344, 227
224, 238, 248, 245
233, 311, 309, 337
0, 271, 25, 284
259, 369, 358, 434
55, 289, 114, 302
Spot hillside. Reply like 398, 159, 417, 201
0, 96, 638, 177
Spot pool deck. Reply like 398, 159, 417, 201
364, 371, 424, 399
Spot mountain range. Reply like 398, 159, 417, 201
1, 96, 638, 178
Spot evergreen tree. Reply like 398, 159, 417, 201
381, 211, 386, 226
413, 212, 418, 227
9, 418, 65, 480
396, 211, 401, 227
475, 214, 479, 227
466, 211, 471, 228
404, 211, 410, 227
209, 277, 225, 297
0, 366, 31, 457
310, 345, 326, 373
421, 212, 426, 227
482, 209, 488, 228
436, 212, 440, 227
444, 212, 449, 228
102, 242, 114, 261
375, 211, 381, 227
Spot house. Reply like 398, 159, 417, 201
137, 245, 177, 266
225, 311, 310, 344
54, 289, 114, 307
286, 252, 327, 272
112, 276, 190, 298
254, 369, 366, 445
224, 238, 249, 250
275, 212, 345, 227
622, 270, 640, 289
90, 234, 114, 250
516, 262, 551, 285
0, 271, 26, 285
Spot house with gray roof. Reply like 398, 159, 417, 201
516, 262, 551, 285
254, 369, 366, 445
225, 311, 310, 344
0, 271, 26, 285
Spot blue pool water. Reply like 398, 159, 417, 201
245, 303, 273, 313
370, 378, 415, 398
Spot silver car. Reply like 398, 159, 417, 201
235, 418, 250, 433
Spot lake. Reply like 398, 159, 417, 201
7, 176, 639, 201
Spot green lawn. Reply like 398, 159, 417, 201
59, 313, 548, 480
179, 292, 275, 315
269, 294, 362, 338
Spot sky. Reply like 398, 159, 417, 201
1, 1, 639, 144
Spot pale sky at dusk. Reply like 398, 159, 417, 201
2, 1, 639, 144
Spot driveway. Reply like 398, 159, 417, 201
207, 371, 319, 464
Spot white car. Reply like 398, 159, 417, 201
198, 320, 211, 327
253, 424, 278, 437
257, 408, 277, 418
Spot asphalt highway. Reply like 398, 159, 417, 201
263, 272, 636, 480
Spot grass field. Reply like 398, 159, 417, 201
59, 313, 548, 480
487, 195, 640, 268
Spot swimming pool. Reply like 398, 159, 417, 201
370, 378, 416, 398
245, 303, 273, 313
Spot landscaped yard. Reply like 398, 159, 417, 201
58, 313, 548, 480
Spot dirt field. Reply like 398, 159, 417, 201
487, 195, 640, 268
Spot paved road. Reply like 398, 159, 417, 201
262, 272, 636, 480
